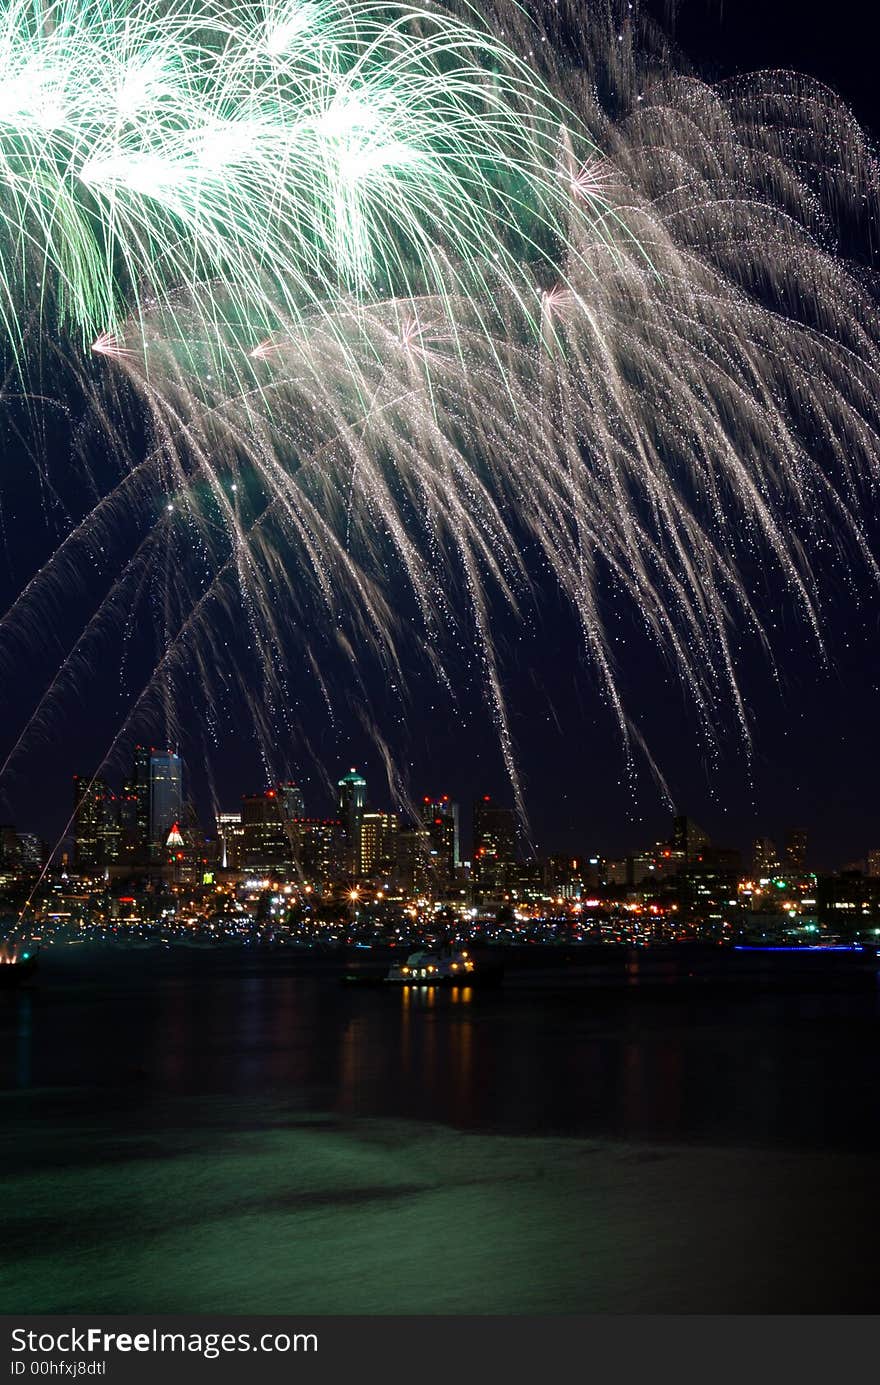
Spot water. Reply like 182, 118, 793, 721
2, 948, 879, 1312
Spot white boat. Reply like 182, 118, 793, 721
385, 948, 477, 984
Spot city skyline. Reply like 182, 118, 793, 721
2, 702, 876, 872
8, 783, 880, 959
3, 736, 880, 882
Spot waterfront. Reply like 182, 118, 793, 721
2, 948, 879, 1312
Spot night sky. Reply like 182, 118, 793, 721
1, 0, 879, 868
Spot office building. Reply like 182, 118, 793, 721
289, 818, 345, 886
785, 829, 808, 873
73, 776, 121, 872
16, 833, 44, 873
672, 816, 710, 862
0, 824, 22, 873
472, 796, 518, 889
278, 782, 306, 820
337, 768, 367, 874
122, 746, 151, 855
241, 790, 291, 875
752, 837, 780, 876
149, 751, 183, 849
216, 811, 244, 870
395, 827, 431, 896
360, 811, 399, 877
419, 797, 459, 890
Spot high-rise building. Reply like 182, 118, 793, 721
785, 829, 808, 873
677, 854, 741, 925
278, 782, 306, 820
867, 850, 880, 879
149, 751, 183, 849
360, 811, 399, 877
672, 816, 710, 862
241, 790, 290, 875
543, 855, 590, 898
395, 827, 431, 896
238, 784, 313, 877
419, 797, 459, 890
16, 833, 44, 873
752, 836, 779, 877
337, 768, 367, 874
289, 818, 345, 887
119, 747, 182, 862
472, 796, 518, 888
0, 825, 22, 874
216, 811, 244, 870
73, 776, 121, 873
122, 746, 151, 856
73, 776, 102, 871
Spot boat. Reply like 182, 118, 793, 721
0, 942, 38, 987
384, 947, 502, 987
341, 945, 503, 988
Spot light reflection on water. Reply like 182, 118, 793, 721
1, 952, 880, 1147
2, 952, 880, 1313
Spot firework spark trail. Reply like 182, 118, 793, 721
4, 0, 880, 839
0, 0, 605, 359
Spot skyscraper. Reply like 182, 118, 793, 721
672, 816, 710, 862
73, 776, 121, 873
360, 811, 399, 877
237, 784, 312, 877
241, 790, 290, 875
16, 834, 44, 873
149, 751, 183, 850
785, 829, 808, 873
752, 836, 779, 877
395, 827, 431, 897
122, 746, 151, 857
472, 796, 517, 889
288, 818, 345, 887
216, 811, 244, 870
419, 797, 459, 891
278, 782, 306, 820
0, 824, 22, 874
337, 768, 367, 874
119, 747, 182, 862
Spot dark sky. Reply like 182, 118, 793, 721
1, 0, 879, 869
666, 1, 877, 128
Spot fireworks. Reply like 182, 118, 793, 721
0, 0, 604, 365
3, 1, 880, 828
